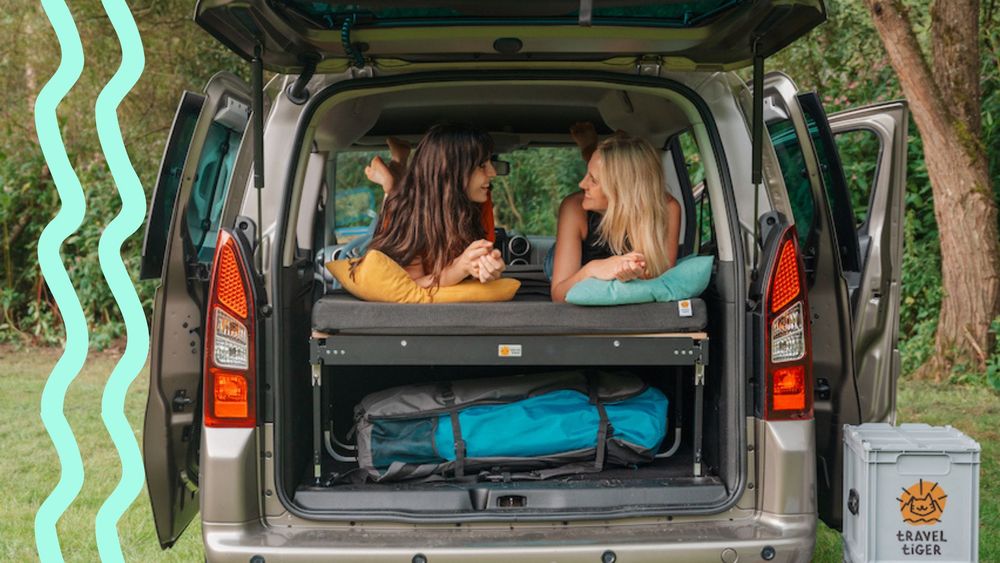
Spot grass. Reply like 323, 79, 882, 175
2, 347, 996, 561
0, 347, 202, 562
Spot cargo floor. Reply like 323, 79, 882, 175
294, 452, 727, 516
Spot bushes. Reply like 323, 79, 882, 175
0, 0, 239, 347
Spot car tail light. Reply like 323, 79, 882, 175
204, 230, 256, 428
764, 228, 812, 420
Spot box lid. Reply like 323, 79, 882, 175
844, 423, 980, 455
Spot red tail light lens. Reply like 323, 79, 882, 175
764, 228, 812, 420
204, 230, 256, 428
772, 365, 807, 411
770, 240, 801, 313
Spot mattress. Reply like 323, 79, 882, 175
312, 293, 708, 335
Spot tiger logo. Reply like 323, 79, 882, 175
898, 479, 947, 525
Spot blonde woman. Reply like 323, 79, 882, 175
550, 127, 681, 302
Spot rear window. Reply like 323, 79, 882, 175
278, 0, 743, 28
330, 146, 585, 238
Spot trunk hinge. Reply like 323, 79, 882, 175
286, 53, 320, 105
348, 65, 376, 79
635, 55, 662, 77
578, 0, 592, 26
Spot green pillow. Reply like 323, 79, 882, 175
566, 255, 714, 306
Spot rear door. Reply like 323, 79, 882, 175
828, 102, 908, 425
762, 73, 906, 529
143, 71, 251, 548
194, 0, 826, 72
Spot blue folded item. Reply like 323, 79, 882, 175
355, 372, 669, 481
433, 387, 667, 460
566, 254, 713, 306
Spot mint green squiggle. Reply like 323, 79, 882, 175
92, 0, 148, 560
33, 1, 88, 561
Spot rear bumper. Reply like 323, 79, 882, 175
204, 512, 816, 562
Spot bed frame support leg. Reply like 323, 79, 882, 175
693, 359, 705, 477
311, 361, 323, 484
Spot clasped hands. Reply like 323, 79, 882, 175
589, 252, 647, 282
455, 240, 506, 283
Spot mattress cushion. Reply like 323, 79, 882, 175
312, 293, 708, 335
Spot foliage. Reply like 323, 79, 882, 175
3, 0, 1000, 386
769, 0, 1000, 382
490, 147, 586, 235
0, 0, 242, 346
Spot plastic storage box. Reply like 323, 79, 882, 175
842, 423, 980, 562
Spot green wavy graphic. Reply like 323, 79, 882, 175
91, 0, 149, 561
33, 0, 89, 561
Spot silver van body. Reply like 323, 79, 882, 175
141, 2, 907, 561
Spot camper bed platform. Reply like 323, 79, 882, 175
306, 296, 710, 480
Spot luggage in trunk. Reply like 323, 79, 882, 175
355, 371, 668, 481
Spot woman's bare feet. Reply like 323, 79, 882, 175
365, 155, 395, 193
387, 136, 410, 170
365, 136, 412, 195
569, 122, 599, 162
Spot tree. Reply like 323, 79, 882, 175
864, 0, 1000, 378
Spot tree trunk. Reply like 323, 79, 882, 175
931, 0, 982, 136
865, 0, 1000, 377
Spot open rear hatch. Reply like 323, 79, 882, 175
195, 0, 826, 72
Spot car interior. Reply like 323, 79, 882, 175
271, 79, 744, 518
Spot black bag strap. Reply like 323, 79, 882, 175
442, 383, 466, 478
587, 371, 610, 471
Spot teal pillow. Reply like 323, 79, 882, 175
566, 255, 714, 306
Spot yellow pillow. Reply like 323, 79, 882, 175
326, 250, 520, 304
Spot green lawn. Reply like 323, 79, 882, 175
0, 348, 202, 562
1, 347, 996, 561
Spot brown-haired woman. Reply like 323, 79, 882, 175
358, 122, 506, 288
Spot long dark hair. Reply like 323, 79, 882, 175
360, 122, 494, 287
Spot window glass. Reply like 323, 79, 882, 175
280, 0, 741, 28
678, 131, 705, 187
676, 131, 713, 250
332, 150, 388, 241
490, 147, 585, 236
797, 93, 861, 272
141, 92, 203, 279
186, 121, 243, 262
767, 119, 815, 244
331, 146, 586, 238
834, 129, 881, 227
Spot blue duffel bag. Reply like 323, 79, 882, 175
354, 371, 668, 481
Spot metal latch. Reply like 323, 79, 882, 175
180, 470, 199, 494
636, 55, 662, 76
695, 360, 705, 386
172, 389, 194, 412
311, 362, 322, 386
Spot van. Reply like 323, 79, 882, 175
140, 1, 907, 561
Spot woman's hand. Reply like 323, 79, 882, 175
586, 252, 647, 282
473, 249, 506, 283
454, 240, 495, 278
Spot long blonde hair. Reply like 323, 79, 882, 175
595, 135, 675, 277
